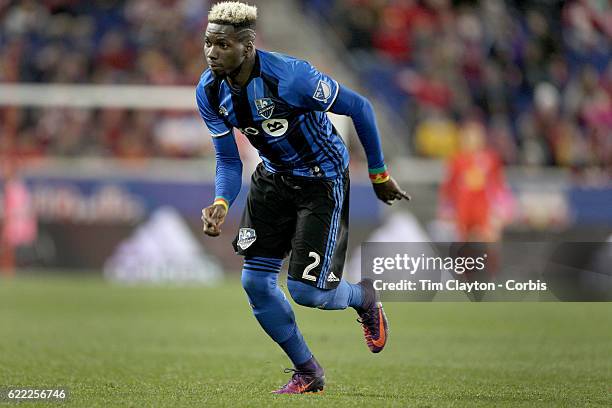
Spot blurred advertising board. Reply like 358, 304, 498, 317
0, 160, 609, 271
0, 162, 381, 270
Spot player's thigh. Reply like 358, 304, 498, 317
233, 165, 296, 258
288, 175, 349, 289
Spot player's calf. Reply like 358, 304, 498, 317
287, 277, 363, 310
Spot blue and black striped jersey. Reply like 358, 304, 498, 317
196, 49, 349, 179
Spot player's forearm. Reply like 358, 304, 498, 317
212, 135, 242, 210
330, 86, 387, 181
214, 158, 242, 209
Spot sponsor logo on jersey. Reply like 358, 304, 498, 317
219, 105, 228, 116
262, 118, 288, 137
255, 98, 275, 119
313, 80, 332, 103
240, 127, 260, 136
237, 228, 257, 250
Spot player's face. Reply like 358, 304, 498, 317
204, 24, 247, 78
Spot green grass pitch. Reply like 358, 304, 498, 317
1, 274, 610, 407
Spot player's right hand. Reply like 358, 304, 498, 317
373, 176, 411, 206
201, 204, 227, 237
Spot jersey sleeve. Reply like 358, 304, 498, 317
212, 133, 243, 208
329, 85, 387, 178
279, 60, 340, 112
195, 83, 231, 137
195, 81, 242, 208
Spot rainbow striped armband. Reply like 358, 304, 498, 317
213, 197, 229, 211
368, 165, 390, 184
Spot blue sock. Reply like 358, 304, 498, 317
287, 277, 364, 310
241, 257, 312, 366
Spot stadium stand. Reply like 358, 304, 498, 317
0, 0, 609, 180
0, 0, 215, 159
303, 0, 611, 175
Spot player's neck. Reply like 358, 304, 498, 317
227, 53, 256, 89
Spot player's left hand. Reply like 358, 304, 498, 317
373, 176, 411, 206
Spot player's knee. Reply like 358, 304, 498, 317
287, 278, 327, 308
241, 269, 276, 298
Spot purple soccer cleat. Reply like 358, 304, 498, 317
272, 358, 325, 394
271, 370, 325, 394
356, 279, 389, 353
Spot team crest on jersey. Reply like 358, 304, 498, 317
313, 80, 332, 103
237, 228, 257, 250
255, 98, 275, 119
219, 105, 228, 117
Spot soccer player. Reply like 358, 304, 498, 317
439, 120, 511, 242
197, 2, 410, 394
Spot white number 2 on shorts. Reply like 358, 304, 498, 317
302, 252, 320, 281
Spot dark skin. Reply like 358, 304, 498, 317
204, 23, 256, 87
201, 23, 410, 237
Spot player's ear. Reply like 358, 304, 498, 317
244, 41, 254, 56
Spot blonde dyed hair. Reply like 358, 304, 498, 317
208, 2, 257, 28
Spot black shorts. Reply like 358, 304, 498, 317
232, 163, 349, 289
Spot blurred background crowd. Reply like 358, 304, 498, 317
0, 0, 609, 177
306, 0, 611, 177
0, 0, 610, 273
0, 0, 213, 159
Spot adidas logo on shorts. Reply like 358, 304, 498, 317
327, 271, 339, 282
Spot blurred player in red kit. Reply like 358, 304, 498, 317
439, 120, 513, 243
